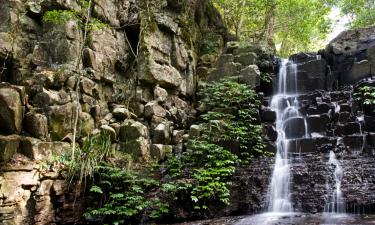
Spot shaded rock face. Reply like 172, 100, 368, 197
241, 79, 375, 216
0, 0, 229, 224
277, 26, 375, 94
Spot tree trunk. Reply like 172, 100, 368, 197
236, 0, 246, 40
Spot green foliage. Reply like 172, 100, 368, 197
260, 72, 273, 84
43, 10, 78, 24
166, 140, 238, 209
332, 0, 375, 28
198, 77, 269, 161
200, 77, 261, 109
85, 163, 169, 224
211, 0, 332, 56
42, 0, 108, 30
53, 132, 115, 185
355, 86, 375, 105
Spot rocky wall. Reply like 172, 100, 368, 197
276, 26, 375, 94
0, 0, 231, 224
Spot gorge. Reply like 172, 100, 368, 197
0, 0, 375, 225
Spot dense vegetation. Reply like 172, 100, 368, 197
47, 78, 267, 224
211, 0, 375, 56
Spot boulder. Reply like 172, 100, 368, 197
284, 117, 306, 139
20, 138, 52, 161
0, 135, 21, 162
239, 65, 260, 87
32, 88, 70, 106
343, 60, 371, 84
144, 101, 167, 119
225, 42, 240, 54
119, 120, 149, 141
234, 52, 257, 66
24, 112, 48, 140
343, 135, 365, 151
172, 130, 185, 144
153, 123, 171, 144
80, 112, 94, 137
261, 108, 276, 122
189, 125, 201, 138
264, 124, 277, 141
335, 122, 362, 136
295, 58, 327, 92
144, 63, 182, 88
48, 103, 75, 141
80, 77, 97, 96
150, 144, 172, 161
154, 86, 168, 102
306, 114, 330, 133
0, 87, 23, 134
155, 13, 179, 34
122, 137, 150, 160
113, 107, 132, 120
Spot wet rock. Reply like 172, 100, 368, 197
261, 108, 276, 122
339, 103, 351, 113
264, 124, 277, 141
317, 102, 330, 114
284, 117, 306, 139
306, 114, 330, 133
335, 122, 361, 136
343, 135, 365, 152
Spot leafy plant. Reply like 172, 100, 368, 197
165, 140, 238, 210
355, 86, 375, 105
260, 72, 273, 84
85, 163, 169, 224
52, 132, 115, 185
43, 0, 108, 30
198, 77, 270, 162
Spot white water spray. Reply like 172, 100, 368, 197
324, 151, 345, 214
267, 59, 305, 212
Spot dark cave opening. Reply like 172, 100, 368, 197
124, 24, 140, 55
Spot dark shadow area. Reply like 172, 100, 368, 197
124, 24, 140, 55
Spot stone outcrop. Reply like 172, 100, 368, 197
0, 0, 374, 223
282, 26, 375, 94
0, 0, 230, 224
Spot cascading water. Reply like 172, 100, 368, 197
267, 59, 307, 213
324, 151, 345, 214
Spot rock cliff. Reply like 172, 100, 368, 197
0, 0, 234, 224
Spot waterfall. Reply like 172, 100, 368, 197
267, 59, 304, 213
324, 151, 345, 214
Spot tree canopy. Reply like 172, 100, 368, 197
211, 0, 375, 56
